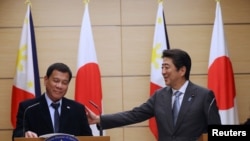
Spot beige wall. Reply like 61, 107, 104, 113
1, 0, 250, 141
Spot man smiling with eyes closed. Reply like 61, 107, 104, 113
13, 62, 92, 139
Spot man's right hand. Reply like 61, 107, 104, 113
25, 131, 38, 138
85, 107, 101, 124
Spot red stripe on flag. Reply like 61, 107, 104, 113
150, 82, 162, 96
208, 56, 235, 110
149, 82, 162, 138
149, 117, 158, 138
11, 86, 35, 127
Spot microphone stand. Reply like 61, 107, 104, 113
22, 102, 40, 136
89, 100, 103, 136
207, 98, 215, 124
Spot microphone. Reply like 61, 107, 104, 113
88, 100, 103, 136
22, 102, 40, 137
207, 98, 215, 124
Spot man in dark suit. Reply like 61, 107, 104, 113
13, 63, 92, 138
87, 49, 221, 141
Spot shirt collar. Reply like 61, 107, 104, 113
172, 80, 189, 95
45, 93, 62, 106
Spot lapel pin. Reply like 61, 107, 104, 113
188, 95, 195, 101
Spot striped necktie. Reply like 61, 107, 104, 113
51, 103, 60, 133
172, 91, 182, 126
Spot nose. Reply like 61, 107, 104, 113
55, 82, 63, 88
162, 68, 167, 75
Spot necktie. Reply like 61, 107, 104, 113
51, 103, 60, 133
172, 91, 182, 126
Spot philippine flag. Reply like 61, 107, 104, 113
149, 1, 170, 139
11, 3, 41, 128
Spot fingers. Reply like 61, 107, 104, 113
25, 131, 38, 138
85, 107, 94, 124
85, 106, 95, 115
85, 106, 90, 112
85, 107, 101, 124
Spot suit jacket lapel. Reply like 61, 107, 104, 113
39, 95, 54, 132
163, 87, 176, 130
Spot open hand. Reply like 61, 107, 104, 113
85, 106, 100, 124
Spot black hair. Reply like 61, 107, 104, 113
162, 49, 191, 80
46, 62, 72, 82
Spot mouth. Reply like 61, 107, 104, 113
163, 77, 169, 83
53, 90, 62, 95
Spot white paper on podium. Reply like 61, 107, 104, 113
39, 133, 74, 138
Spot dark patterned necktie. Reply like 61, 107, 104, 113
51, 103, 60, 133
172, 91, 182, 126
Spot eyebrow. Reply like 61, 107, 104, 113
162, 63, 169, 66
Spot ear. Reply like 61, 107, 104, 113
179, 66, 186, 77
43, 76, 48, 85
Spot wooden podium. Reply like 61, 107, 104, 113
14, 136, 110, 141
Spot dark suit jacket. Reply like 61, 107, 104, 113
12, 94, 92, 138
243, 118, 250, 125
100, 81, 221, 141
